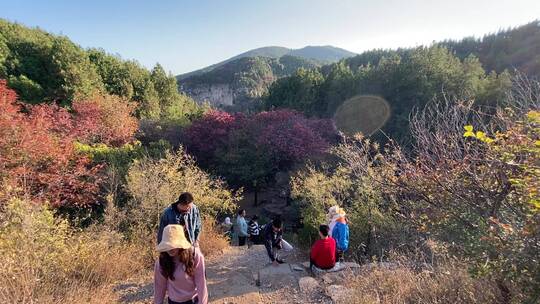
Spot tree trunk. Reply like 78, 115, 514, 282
253, 187, 258, 207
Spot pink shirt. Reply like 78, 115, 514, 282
154, 249, 208, 304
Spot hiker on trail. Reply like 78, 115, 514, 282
310, 225, 336, 271
326, 205, 344, 238
263, 218, 293, 265
331, 209, 349, 262
154, 224, 208, 304
157, 192, 202, 247
235, 209, 248, 246
247, 215, 261, 246
220, 217, 233, 239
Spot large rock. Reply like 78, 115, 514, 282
325, 285, 351, 303
298, 276, 320, 293
257, 264, 296, 288
311, 261, 363, 278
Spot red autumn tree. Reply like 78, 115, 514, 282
252, 110, 334, 166
182, 110, 240, 166
182, 109, 336, 189
72, 94, 138, 147
0, 80, 138, 208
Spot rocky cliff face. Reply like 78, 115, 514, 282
179, 83, 235, 107
177, 56, 323, 111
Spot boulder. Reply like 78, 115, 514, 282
312, 261, 363, 277
292, 264, 305, 272
298, 276, 320, 293
325, 285, 351, 303
257, 264, 296, 288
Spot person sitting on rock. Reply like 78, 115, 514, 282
263, 218, 293, 265
154, 224, 208, 304
331, 211, 349, 263
310, 224, 337, 271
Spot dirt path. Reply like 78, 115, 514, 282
114, 245, 333, 304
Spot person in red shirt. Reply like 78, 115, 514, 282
310, 224, 336, 270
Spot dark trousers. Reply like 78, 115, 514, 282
238, 236, 247, 246
336, 249, 345, 262
249, 234, 261, 244
168, 297, 198, 304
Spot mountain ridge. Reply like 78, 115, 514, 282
177, 45, 356, 80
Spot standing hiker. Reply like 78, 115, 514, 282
247, 215, 261, 247
220, 217, 233, 240
235, 209, 248, 246
263, 218, 293, 265
331, 210, 349, 263
154, 224, 208, 304
157, 192, 202, 247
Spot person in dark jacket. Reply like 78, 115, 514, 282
263, 218, 293, 265
157, 192, 202, 247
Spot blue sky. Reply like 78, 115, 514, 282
2, 0, 539, 74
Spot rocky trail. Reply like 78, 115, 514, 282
113, 244, 360, 304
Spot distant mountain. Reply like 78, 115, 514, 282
177, 45, 356, 80
289, 46, 357, 63
176, 45, 356, 109
178, 55, 320, 111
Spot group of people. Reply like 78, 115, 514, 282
153, 191, 349, 304
224, 209, 294, 265
309, 206, 349, 271
227, 205, 349, 271
230, 209, 263, 247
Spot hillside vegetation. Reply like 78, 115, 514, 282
265, 21, 539, 143
179, 55, 320, 110
176, 45, 356, 110
0, 19, 203, 123
1, 17, 539, 304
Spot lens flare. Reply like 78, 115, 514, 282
333, 95, 391, 136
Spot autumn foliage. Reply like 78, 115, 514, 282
0, 80, 137, 207
183, 109, 336, 186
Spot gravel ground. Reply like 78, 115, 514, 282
114, 245, 333, 304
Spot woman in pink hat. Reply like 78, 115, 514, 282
154, 224, 208, 304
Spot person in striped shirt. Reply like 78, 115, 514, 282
248, 215, 261, 246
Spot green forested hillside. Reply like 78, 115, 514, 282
264, 22, 540, 143
440, 20, 540, 77
0, 19, 201, 122
265, 46, 512, 144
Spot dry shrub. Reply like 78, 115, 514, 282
198, 216, 229, 257
124, 149, 239, 259
37, 285, 119, 304
0, 198, 146, 303
126, 149, 239, 229
344, 262, 506, 304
